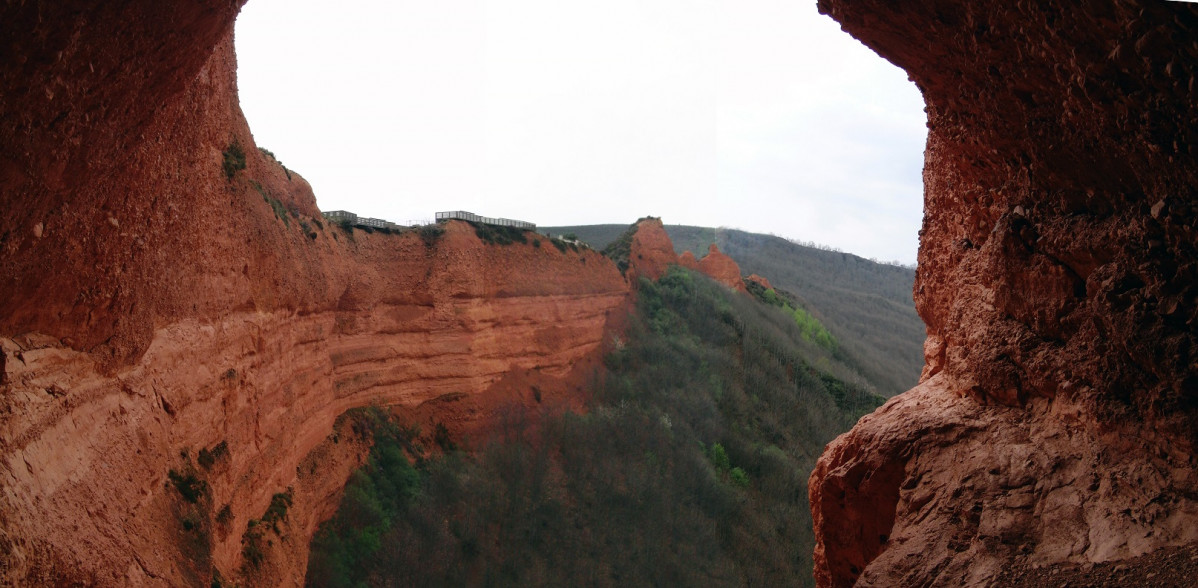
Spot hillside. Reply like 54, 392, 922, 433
307, 265, 884, 587
543, 224, 925, 396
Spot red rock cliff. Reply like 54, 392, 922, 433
696, 244, 748, 293
811, 2, 1198, 586
0, 3, 628, 585
627, 217, 679, 282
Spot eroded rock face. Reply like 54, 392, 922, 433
811, 2, 1198, 586
0, 3, 628, 585
696, 244, 748, 293
677, 242, 748, 292
627, 218, 679, 282
678, 250, 700, 271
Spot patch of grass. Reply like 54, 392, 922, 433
222, 142, 247, 179
471, 222, 529, 246
418, 225, 444, 246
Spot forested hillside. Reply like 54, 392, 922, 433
543, 224, 925, 396
306, 267, 884, 587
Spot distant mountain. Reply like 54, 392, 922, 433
542, 224, 926, 396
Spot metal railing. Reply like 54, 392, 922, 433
435, 210, 535, 230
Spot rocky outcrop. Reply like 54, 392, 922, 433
696, 244, 748, 293
0, 3, 628, 585
745, 274, 774, 291
1, 231, 627, 585
678, 250, 700, 271
811, 2, 1198, 587
627, 218, 679, 282
678, 243, 748, 292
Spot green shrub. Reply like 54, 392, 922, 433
222, 142, 247, 179
241, 488, 295, 572
471, 222, 528, 246
729, 467, 750, 488
216, 504, 233, 525
181, 511, 201, 531
433, 422, 456, 451
241, 523, 266, 570
600, 223, 638, 273
198, 441, 228, 470
168, 469, 207, 504
708, 443, 731, 472
418, 225, 444, 246
262, 488, 293, 533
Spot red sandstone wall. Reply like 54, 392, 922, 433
696, 244, 748, 293
810, 2, 1198, 586
627, 218, 679, 282
0, 4, 629, 585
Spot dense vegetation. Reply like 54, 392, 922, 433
542, 224, 925, 396
745, 279, 837, 353
470, 222, 529, 246
306, 267, 883, 587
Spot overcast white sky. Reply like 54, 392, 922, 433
235, 0, 927, 264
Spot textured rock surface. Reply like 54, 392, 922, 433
4, 1, 1196, 587
811, 2, 1198, 586
696, 244, 748, 293
678, 250, 700, 271
627, 218, 680, 282
0, 3, 629, 585
675, 242, 747, 292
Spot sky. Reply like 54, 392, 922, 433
234, 0, 927, 265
